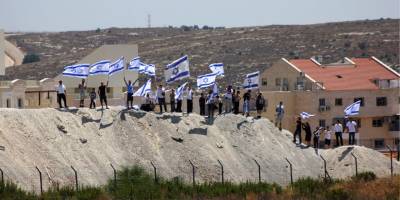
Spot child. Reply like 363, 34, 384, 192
324, 126, 332, 148
89, 88, 96, 109
313, 127, 323, 149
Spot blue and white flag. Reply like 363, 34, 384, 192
209, 63, 224, 77
89, 60, 110, 75
165, 55, 190, 84
109, 57, 125, 76
62, 64, 90, 78
197, 73, 217, 88
133, 79, 152, 97
300, 112, 315, 119
212, 83, 218, 97
344, 100, 361, 116
175, 82, 188, 100
127, 57, 141, 71
141, 64, 156, 77
243, 71, 260, 89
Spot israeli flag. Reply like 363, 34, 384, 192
300, 112, 315, 119
209, 63, 224, 77
212, 83, 218, 97
344, 100, 361, 116
141, 64, 156, 77
109, 57, 125, 76
89, 60, 110, 75
62, 64, 90, 78
243, 71, 260, 89
197, 73, 217, 88
133, 79, 152, 97
165, 55, 190, 84
127, 57, 141, 71
175, 82, 188, 100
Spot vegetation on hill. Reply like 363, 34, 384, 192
0, 166, 398, 200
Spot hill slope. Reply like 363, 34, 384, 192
0, 107, 397, 193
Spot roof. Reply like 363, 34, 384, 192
288, 57, 400, 90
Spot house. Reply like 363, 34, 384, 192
259, 56, 400, 150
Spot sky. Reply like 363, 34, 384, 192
1, 0, 399, 32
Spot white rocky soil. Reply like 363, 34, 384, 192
0, 107, 398, 192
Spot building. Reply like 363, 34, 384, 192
0, 29, 4, 75
260, 56, 400, 150
55, 44, 139, 107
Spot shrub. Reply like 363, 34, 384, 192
352, 171, 376, 182
22, 53, 40, 64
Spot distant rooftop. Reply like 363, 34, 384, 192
288, 57, 400, 90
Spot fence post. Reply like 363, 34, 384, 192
0, 168, 3, 186
217, 159, 224, 184
150, 161, 158, 183
387, 145, 393, 177
110, 164, 117, 188
35, 166, 43, 195
70, 166, 78, 191
350, 152, 358, 176
189, 160, 196, 187
285, 158, 293, 185
253, 159, 261, 183
319, 155, 331, 181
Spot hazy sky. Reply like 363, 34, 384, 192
1, 0, 399, 32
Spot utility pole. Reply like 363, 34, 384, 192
147, 14, 151, 28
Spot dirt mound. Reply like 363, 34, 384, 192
0, 107, 398, 192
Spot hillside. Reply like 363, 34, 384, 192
0, 107, 397, 193
3, 19, 400, 86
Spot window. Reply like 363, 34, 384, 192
17, 98, 23, 108
262, 78, 267, 86
372, 118, 384, 127
354, 97, 364, 106
319, 98, 326, 106
335, 98, 342, 106
275, 78, 281, 87
374, 139, 385, 149
376, 97, 387, 106
319, 119, 326, 128
282, 78, 289, 91
6, 99, 10, 108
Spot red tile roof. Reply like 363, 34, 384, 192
288, 57, 400, 90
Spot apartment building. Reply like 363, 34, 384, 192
260, 57, 400, 150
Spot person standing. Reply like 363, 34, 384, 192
313, 127, 323, 149
293, 116, 302, 145
243, 90, 251, 117
98, 81, 109, 109
233, 91, 241, 114
302, 122, 312, 147
186, 86, 193, 114
176, 85, 183, 113
224, 85, 233, 113
156, 85, 167, 113
346, 119, 358, 145
206, 89, 215, 124
324, 126, 332, 148
170, 88, 176, 112
217, 95, 223, 115
56, 80, 67, 108
199, 92, 206, 116
334, 120, 344, 147
124, 77, 135, 110
78, 79, 86, 107
89, 88, 96, 109
255, 92, 265, 119
275, 102, 285, 130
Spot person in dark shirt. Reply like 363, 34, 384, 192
302, 122, 312, 147
243, 90, 251, 117
293, 116, 302, 144
89, 88, 96, 109
170, 89, 176, 112
98, 81, 109, 109
199, 92, 206, 116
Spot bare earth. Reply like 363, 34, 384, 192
0, 107, 398, 192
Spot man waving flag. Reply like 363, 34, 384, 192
165, 55, 190, 84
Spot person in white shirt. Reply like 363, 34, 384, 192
156, 85, 167, 113
56, 80, 67, 108
275, 102, 284, 130
346, 119, 358, 145
186, 86, 193, 113
324, 126, 332, 148
224, 85, 233, 113
334, 120, 344, 147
